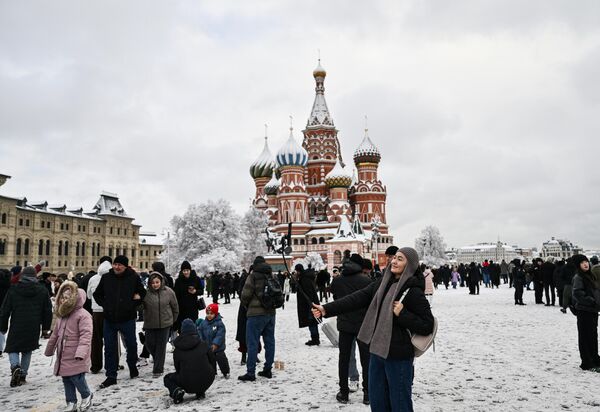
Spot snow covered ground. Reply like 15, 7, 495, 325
1, 284, 597, 412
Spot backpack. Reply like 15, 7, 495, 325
257, 273, 285, 310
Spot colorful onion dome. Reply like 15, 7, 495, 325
325, 159, 352, 188
313, 60, 326, 78
250, 137, 276, 179
353, 129, 381, 164
264, 172, 280, 195
276, 127, 308, 167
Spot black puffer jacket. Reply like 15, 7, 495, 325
572, 270, 600, 313
324, 272, 434, 360
92, 267, 146, 323
0, 280, 52, 353
173, 272, 202, 325
172, 331, 216, 394
330, 261, 372, 334
296, 268, 319, 328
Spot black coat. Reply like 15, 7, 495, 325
541, 262, 556, 286
572, 271, 599, 313
172, 331, 216, 394
513, 267, 526, 286
174, 273, 202, 325
330, 261, 372, 334
296, 269, 319, 328
324, 272, 434, 360
0, 269, 10, 307
93, 267, 146, 323
0, 280, 52, 353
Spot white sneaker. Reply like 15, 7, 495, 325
62, 402, 77, 412
80, 393, 93, 411
349, 381, 360, 393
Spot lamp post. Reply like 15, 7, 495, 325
371, 215, 381, 266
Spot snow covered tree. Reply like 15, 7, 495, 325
240, 206, 269, 269
415, 225, 447, 267
293, 252, 326, 271
191, 247, 242, 273
166, 199, 244, 274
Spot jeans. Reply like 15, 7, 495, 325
246, 315, 275, 376
369, 354, 414, 412
91, 312, 104, 373
62, 373, 91, 403
104, 319, 138, 379
8, 352, 32, 376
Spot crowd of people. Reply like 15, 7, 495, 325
0, 246, 598, 411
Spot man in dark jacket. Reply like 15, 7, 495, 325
93, 255, 146, 388
513, 260, 527, 305
541, 258, 557, 306
238, 257, 276, 381
330, 254, 372, 404
532, 259, 544, 303
164, 318, 216, 403
0, 266, 52, 386
295, 264, 320, 346
173, 261, 202, 332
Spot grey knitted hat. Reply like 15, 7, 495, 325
21, 266, 37, 278
398, 247, 420, 276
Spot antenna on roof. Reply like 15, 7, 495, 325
264, 123, 268, 141
289, 115, 294, 131
364, 115, 369, 134
318, 48, 321, 63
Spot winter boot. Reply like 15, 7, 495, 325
173, 387, 185, 404
19, 374, 26, 384
257, 368, 272, 379
241, 352, 247, 365
363, 392, 370, 405
99, 377, 117, 389
130, 366, 139, 379
305, 338, 320, 346
80, 393, 93, 411
195, 392, 206, 399
237, 373, 256, 382
10, 366, 21, 388
336, 391, 349, 404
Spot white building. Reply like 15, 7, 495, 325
456, 242, 519, 264
540, 237, 582, 259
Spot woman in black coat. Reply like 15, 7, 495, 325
295, 264, 320, 345
173, 261, 201, 332
313, 247, 434, 411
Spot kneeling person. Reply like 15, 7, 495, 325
164, 319, 216, 404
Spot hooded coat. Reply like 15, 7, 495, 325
329, 261, 372, 334
87, 261, 112, 313
143, 273, 179, 329
174, 271, 202, 326
296, 267, 320, 328
44, 283, 93, 376
0, 277, 52, 353
172, 330, 216, 394
572, 269, 600, 313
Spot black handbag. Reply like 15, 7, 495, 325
197, 296, 206, 311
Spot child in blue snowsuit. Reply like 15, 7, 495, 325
196, 303, 230, 378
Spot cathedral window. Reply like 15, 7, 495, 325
311, 238, 317, 245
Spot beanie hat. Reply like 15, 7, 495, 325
253, 256, 266, 265
572, 254, 589, 268
349, 254, 363, 266
180, 261, 192, 271
21, 266, 37, 278
362, 259, 373, 270
385, 246, 399, 256
114, 255, 129, 267
11, 266, 22, 276
294, 263, 304, 272
207, 303, 219, 315
181, 318, 196, 334
398, 247, 420, 276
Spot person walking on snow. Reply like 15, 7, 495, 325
45, 281, 94, 411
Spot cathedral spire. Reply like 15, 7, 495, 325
307, 59, 334, 128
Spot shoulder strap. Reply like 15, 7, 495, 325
397, 287, 412, 302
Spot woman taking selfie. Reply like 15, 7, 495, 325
312, 247, 434, 411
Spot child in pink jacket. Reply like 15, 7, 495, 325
45, 281, 93, 412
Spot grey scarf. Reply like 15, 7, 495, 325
357, 247, 420, 358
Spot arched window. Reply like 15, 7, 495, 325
64, 241, 69, 256
108, 246, 113, 257
38, 239, 44, 256
24, 239, 29, 255
293, 239, 298, 245
1, 213, 6, 224
96, 243, 100, 256
311, 238, 317, 245
81, 242, 86, 257
45, 240, 50, 255
58, 240, 63, 256
76, 242, 80, 256
0, 239, 6, 255
319, 237, 325, 244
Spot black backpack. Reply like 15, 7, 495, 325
257, 272, 284, 310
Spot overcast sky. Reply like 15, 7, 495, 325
1, 1, 599, 250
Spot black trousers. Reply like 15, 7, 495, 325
338, 331, 369, 394
576, 311, 599, 369
214, 351, 230, 375
556, 286, 564, 308
544, 283, 555, 305
91, 312, 104, 373
145, 327, 170, 374
514, 283, 524, 304
534, 282, 544, 303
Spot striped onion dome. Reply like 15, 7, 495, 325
276, 128, 308, 167
263, 173, 280, 195
249, 137, 276, 179
325, 159, 352, 188
353, 130, 381, 164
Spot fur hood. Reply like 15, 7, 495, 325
55, 281, 84, 318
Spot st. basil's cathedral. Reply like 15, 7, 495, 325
249, 61, 393, 271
